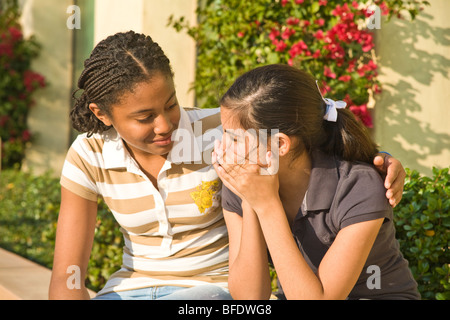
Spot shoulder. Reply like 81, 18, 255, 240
66, 130, 118, 169
332, 160, 391, 229
338, 160, 383, 183
68, 132, 105, 159
61, 132, 109, 201
336, 160, 385, 195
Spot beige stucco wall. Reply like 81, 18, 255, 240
93, 0, 197, 109
21, 0, 74, 175
374, 0, 450, 176
142, 0, 197, 108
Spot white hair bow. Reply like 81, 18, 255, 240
315, 81, 347, 122
323, 98, 347, 122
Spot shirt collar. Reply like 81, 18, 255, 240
102, 107, 202, 169
102, 128, 127, 169
301, 151, 340, 213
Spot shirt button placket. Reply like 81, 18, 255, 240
157, 170, 173, 251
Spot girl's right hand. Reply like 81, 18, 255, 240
212, 139, 280, 212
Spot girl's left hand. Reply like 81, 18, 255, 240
373, 153, 406, 208
212, 139, 280, 210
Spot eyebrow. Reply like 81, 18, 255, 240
130, 91, 176, 115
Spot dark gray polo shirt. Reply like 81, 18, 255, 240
222, 151, 420, 300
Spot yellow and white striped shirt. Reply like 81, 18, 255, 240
60, 107, 228, 296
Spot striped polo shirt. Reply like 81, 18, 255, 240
60, 107, 228, 296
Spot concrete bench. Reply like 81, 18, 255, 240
0, 248, 95, 300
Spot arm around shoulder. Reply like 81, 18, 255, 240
49, 187, 98, 300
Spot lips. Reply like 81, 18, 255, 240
152, 134, 173, 146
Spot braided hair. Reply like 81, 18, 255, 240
70, 31, 174, 136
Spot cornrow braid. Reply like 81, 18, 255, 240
70, 31, 173, 136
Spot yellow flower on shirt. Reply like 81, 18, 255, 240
190, 180, 221, 214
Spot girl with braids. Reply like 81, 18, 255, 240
49, 31, 232, 300
50, 31, 406, 300
213, 64, 420, 300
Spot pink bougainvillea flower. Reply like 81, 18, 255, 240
0, 42, 14, 58
301, 19, 310, 27
312, 49, 321, 58
281, 27, 296, 40
357, 59, 378, 76
23, 70, 46, 92
332, 3, 354, 21
269, 28, 280, 41
373, 83, 382, 94
8, 26, 23, 42
315, 18, 325, 26
274, 39, 287, 52
22, 130, 31, 142
349, 104, 373, 127
286, 17, 300, 26
338, 75, 351, 82
324, 66, 336, 79
379, 2, 390, 15
314, 29, 325, 40
289, 40, 308, 58
0, 115, 10, 127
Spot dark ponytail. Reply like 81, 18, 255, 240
321, 108, 378, 163
220, 64, 378, 164
70, 31, 173, 137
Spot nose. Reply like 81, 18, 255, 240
154, 113, 173, 135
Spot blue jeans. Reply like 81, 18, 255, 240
92, 285, 232, 300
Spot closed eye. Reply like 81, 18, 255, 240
167, 103, 178, 110
136, 103, 178, 123
136, 113, 155, 123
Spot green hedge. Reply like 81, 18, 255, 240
393, 167, 449, 300
0, 169, 123, 292
0, 167, 448, 298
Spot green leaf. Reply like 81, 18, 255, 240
310, 1, 320, 14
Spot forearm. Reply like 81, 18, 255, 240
49, 243, 92, 300
49, 187, 97, 300
228, 204, 272, 299
255, 199, 328, 300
